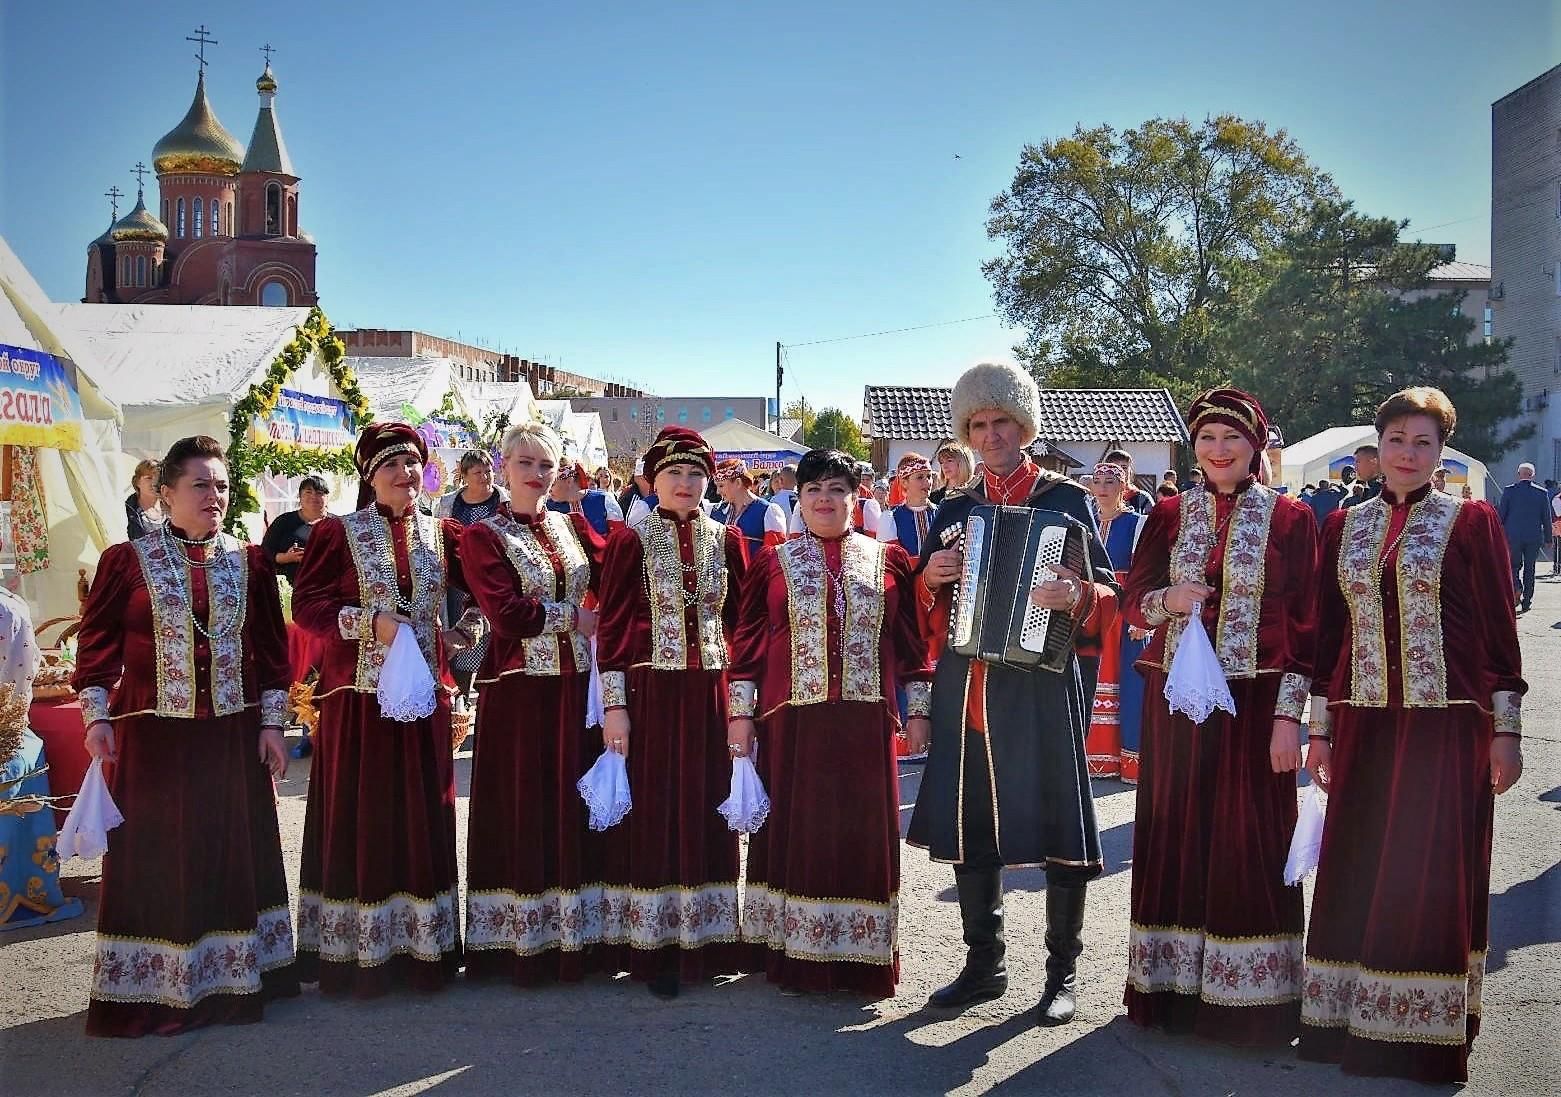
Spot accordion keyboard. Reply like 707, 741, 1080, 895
1017, 525, 1069, 654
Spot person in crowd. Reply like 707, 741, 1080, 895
74, 435, 296, 1035
876, 452, 938, 563
1161, 469, 1179, 491
548, 458, 625, 539
1156, 482, 1179, 500
460, 422, 605, 985
123, 459, 164, 540
1431, 466, 1449, 493
434, 451, 507, 717
930, 440, 975, 505
262, 475, 330, 586
1121, 388, 1318, 1046
1306, 477, 1345, 529
1299, 387, 1525, 1085
730, 448, 931, 996
612, 475, 624, 494
619, 463, 652, 526
291, 423, 474, 996
908, 363, 1115, 1027
1341, 444, 1382, 508
711, 458, 787, 561
1497, 462, 1550, 613
1082, 463, 1150, 783
1551, 481, 1561, 577
769, 464, 798, 522
1299, 483, 1315, 501
595, 426, 746, 998
594, 466, 614, 492
1185, 467, 1205, 491
1100, 449, 1153, 515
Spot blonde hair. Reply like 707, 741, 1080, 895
500, 421, 562, 464
935, 442, 974, 487
131, 458, 159, 493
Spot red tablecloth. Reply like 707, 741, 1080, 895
28, 698, 89, 829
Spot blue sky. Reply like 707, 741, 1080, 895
3, 2, 1555, 420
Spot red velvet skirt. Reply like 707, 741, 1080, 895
297, 689, 460, 996
1298, 705, 1493, 1085
463, 670, 600, 986
594, 667, 741, 984
1124, 672, 1303, 1047
742, 700, 900, 998
87, 712, 297, 1037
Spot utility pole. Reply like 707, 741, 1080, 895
774, 341, 783, 434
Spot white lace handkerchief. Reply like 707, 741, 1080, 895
1163, 613, 1236, 725
718, 756, 771, 834
378, 623, 436, 723
585, 636, 605, 729
577, 749, 632, 830
1284, 783, 1328, 886
56, 758, 124, 860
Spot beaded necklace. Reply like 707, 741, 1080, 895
644, 513, 717, 609
159, 524, 240, 640
803, 531, 849, 621
375, 510, 442, 616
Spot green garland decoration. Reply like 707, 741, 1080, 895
429, 388, 482, 445
225, 306, 374, 531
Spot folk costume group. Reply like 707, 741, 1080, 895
71, 363, 1525, 1087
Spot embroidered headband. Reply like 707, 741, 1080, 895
715, 458, 752, 484
1092, 462, 1125, 483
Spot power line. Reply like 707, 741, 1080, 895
785, 313, 995, 349
1413, 215, 1482, 232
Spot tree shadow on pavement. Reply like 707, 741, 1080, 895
1486, 860, 1561, 976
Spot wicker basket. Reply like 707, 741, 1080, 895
451, 709, 474, 753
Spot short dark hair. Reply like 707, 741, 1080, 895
1103, 449, 1132, 466
1354, 443, 1378, 458
1374, 386, 1457, 443
1156, 482, 1179, 498
157, 436, 226, 489
796, 449, 860, 490
298, 475, 328, 496
459, 449, 493, 474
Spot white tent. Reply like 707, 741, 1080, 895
52, 304, 361, 529
535, 400, 609, 473
345, 356, 478, 425
702, 417, 808, 471
460, 380, 540, 437
1281, 426, 1490, 501
0, 237, 128, 624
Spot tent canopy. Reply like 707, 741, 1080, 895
702, 417, 807, 470
536, 401, 609, 472
1281, 426, 1491, 500
345, 355, 478, 425
460, 379, 540, 434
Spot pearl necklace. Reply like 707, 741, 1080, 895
645, 514, 717, 609
374, 511, 442, 616
803, 532, 849, 621
159, 525, 239, 639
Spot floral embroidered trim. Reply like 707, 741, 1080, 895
1301, 952, 1485, 1045
297, 889, 457, 966
1162, 485, 1276, 678
543, 601, 575, 634
341, 508, 447, 694
774, 534, 888, 710
481, 510, 591, 677
1127, 922, 1303, 1006
90, 906, 294, 1008
465, 887, 602, 956
1309, 697, 1332, 740
905, 680, 932, 718
840, 535, 888, 701
600, 670, 628, 710
597, 882, 740, 950
776, 538, 828, 705
1492, 691, 1521, 737
728, 680, 757, 718
132, 533, 250, 718
259, 689, 287, 728
79, 686, 111, 725
1140, 587, 1173, 627
1275, 672, 1311, 724
338, 605, 375, 642
1396, 492, 1459, 706
741, 884, 897, 965
638, 514, 729, 671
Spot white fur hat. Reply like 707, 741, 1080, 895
950, 362, 1040, 446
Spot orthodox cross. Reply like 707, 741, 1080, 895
131, 162, 150, 198
261, 42, 276, 66
104, 185, 123, 221
187, 25, 218, 73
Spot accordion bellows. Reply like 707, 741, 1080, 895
948, 505, 1090, 673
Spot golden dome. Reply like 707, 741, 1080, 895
152, 72, 244, 176
256, 64, 277, 93
111, 193, 169, 242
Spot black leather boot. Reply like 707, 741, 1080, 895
927, 869, 1008, 1009
1036, 884, 1086, 1026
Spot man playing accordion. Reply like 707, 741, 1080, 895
906, 362, 1117, 1027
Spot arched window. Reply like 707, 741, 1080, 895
161, 199, 169, 226
193, 198, 203, 238
211, 199, 220, 236
260, 280, 289, 307
286, 195, 297, 236
176, 197, 186, 237
226, 202, 234, 235
135, 255, 146, 286
265, 183, 282, 236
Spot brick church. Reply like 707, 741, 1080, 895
85, 39, 317, 307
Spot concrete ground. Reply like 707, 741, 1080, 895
3, 574, 1558, 1096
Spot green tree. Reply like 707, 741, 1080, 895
1221, 200, 1528, 462
983, 115, 1330, 404
782, 399, 818, 440
804, 407, 869, 461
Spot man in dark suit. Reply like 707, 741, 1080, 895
1307, 478, 1344, 528
1498, 462, 1550, 612
1341, 444, 1382, 508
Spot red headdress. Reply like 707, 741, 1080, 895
643, 426, 715, 482
354, 422, 428, 508
1186, 388, 1269, 475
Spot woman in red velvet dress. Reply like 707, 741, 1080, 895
1300, 388, 1525, 1085
292, 422, 472, 995
1121, 389, 1318, 1046
460, 422, 605, 985
729, 449, 932, 997
74, 435, 296, 1036
595, 427, 746, 998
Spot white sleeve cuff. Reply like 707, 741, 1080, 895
260, 689, 288, 728
79, 686, 111, 725
1493, 691, 1522, 737
728, 680, 757, 718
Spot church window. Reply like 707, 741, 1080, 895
211, 200, 220, 236
176, 197, 186, 237
226, 202, 234, 236
135, 255, 146, 286
260, 280, 289, 307
161, 199, 169, 225
193, 198, 204, 238
265, 183, 282, 236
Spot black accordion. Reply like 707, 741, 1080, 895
947, 505, 1091, 673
